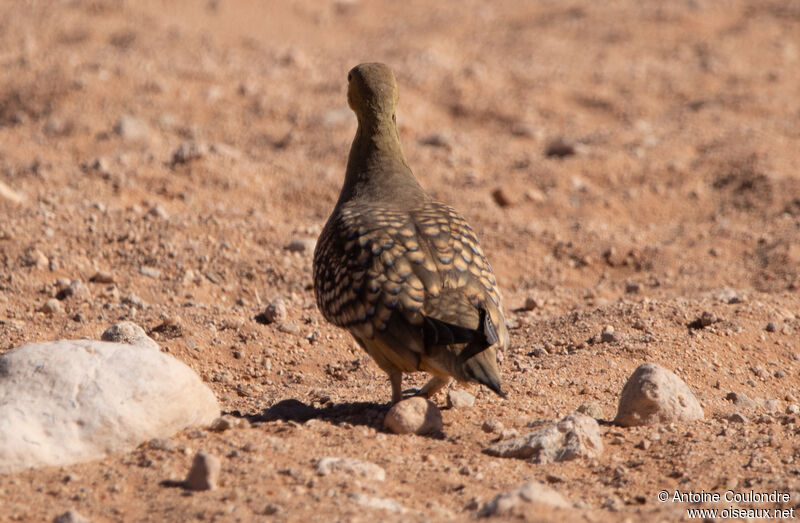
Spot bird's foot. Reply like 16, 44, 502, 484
401, 387, 425, 399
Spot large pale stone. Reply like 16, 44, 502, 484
383, 397, 442, 435
0, 340, 219, 473
614, 363, 704, 426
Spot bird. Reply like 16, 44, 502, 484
313, 62, 508, 404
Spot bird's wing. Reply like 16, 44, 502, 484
313, 200, 507, 356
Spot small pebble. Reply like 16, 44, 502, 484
263, 299, 288, 323
40, 298, 64, 314
53, 510, 91, 523
481, 419, 504, 434
184, 452, 220, 491
600, 325, 617, 343
89, 271, 115, 284
446, 388, 475, 408
285, 238, 316, 253
765, 322, 777, 333
545, 137, 575, 158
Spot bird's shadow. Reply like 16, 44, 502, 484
226, 398, 444, 439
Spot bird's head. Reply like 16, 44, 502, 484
347, 62, 399, 124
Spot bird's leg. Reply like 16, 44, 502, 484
418, 376, 450, 398
402, 376, 450, 399
389, 370, 403, 403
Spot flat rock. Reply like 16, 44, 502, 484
483, 414, 603, 463
101, 321, 160, 351
384, 397, 442, 435
316, 457, 385, 482
0, 340, 219, 473
614, 363, 704, 426
479, 481, 570, 517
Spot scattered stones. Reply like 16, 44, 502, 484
53, 510, 91, 523
0, 340, 219, 473
481, 418, 504, 434
147, 204, 169, 219
625, 281, 640, 294
510, 122, 537, 138
725, 413, 748, 424
725, 391, 758, 411
348, 493, 407, 513
101, 321, 160, 351
61, 279, 90, 301
171, 141, 208, 166
139, 266, 162, 279
491, 187, 514, 208
39, 298, 64, 314
483, 414, 602, 463
113, 115, 150, 142
184, 452, 220, 491
762, 399, 783, 414
446, 388, 476, 408
122, 293, 147, 308
614, 363, 704, 426
576, 403, 604, 419
544, 137, 575, 158
418, 132, 451, 148
208, 415, 249, 432
522, 296, 540, 310
600, 325, 617, 343
89, 271, 115, 284
688, 311, 717, 329
384, 397, 443, 435
23, 248, 49, 269
766, 321, 778, 332
479, 481, 570, 517
316, 457, 386, 482
285, 237, 316, 253
715, 288, 743, 304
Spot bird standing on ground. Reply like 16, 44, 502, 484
313, 62, 508, 403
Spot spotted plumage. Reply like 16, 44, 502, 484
313, 63, 508, 403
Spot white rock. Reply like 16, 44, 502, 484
446, 388, 476, 408
101, 321, 160, 351
0, 340, 219, 473
384, 397, 443, 435
479, 481, 570, 517
483, 414, 603, 463
316, 457, 386, 482
614, 363, 704, 427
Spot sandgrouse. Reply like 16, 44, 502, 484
313, 62, 508, 403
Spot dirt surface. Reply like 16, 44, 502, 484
1, 0, 799, 521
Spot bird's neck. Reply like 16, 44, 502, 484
339, 116, 426, 206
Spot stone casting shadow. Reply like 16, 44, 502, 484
227, 398, 444, 439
